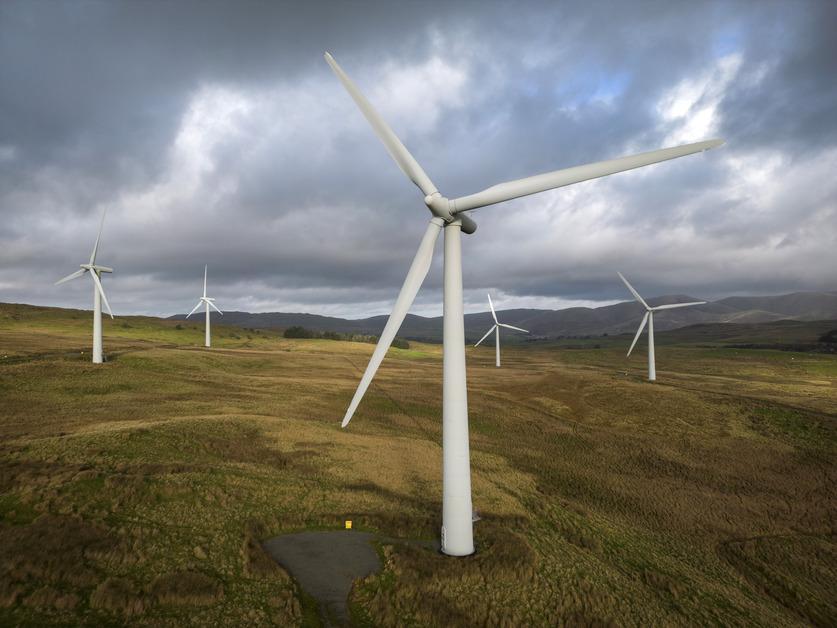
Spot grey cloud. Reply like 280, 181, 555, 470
1, 0, 835, 318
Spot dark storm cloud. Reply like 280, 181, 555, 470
0, 0, 835, 318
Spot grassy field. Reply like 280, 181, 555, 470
1, 303, 835, 626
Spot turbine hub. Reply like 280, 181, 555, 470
423, 192, 452, 220
423, 193, 477, 234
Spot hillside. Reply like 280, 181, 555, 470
168, 290, 837, 343
1, 298, 835, 626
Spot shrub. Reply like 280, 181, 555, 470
818, 329, 837, 343
283, 326, 315, 339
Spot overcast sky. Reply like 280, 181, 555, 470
1, 0, 835, 319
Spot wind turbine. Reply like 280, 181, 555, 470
186, 265, 222, 347
55, 208, 114, 364
618, 272, 706, 381
475, 294, 529, 367
327, 51, 722, 556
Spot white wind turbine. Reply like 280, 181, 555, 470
475, 294, 529, 367
327, 51, 722, 556
618, 272, 706, 381
186, 265, 222, 347
55, 207, 114, 364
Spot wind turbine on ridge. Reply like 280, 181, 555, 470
618, 272, 706, 381
186, 265, 222, 347
475, 294, 529, 367
55, 207, 114, 364
327, 50, 723, 556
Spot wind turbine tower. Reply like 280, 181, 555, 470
327, 51, 722, 556
55, 208, 114, 363
475, 294, 529, 367
187, 266, 222, 347
618, 272, 706, 381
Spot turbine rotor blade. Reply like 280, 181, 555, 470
89, 207, 107, 265
203, 265, 207, 298
55, 268, 87, 286
475, 325, 496, 347
627, 312, 649, 357
342, 218, 443, 428
324, 52, 437, 197
186, 301, 203, 318
487, 293, 498, 323
89, 270, 114, 319
652, 301, 707, 311
618, 272, 649, 309
208, 301, 223, 315
451, 139, 724, 212
499, 323, 528, 333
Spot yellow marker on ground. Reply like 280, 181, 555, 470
345, 520, 352, 529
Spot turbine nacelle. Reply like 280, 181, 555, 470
80, 264, 113, 274
424, 193, 477, 234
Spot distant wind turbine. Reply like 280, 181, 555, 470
187, 265, 222, 347
475, 294, 529, 367
618, 272, 705, 381
55, 208, 114, 364
327, 50, 722, 557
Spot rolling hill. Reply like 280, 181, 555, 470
169, 290, 837, 343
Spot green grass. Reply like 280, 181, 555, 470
0, 303, 835, 626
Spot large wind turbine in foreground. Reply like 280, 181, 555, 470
55, 208, 114, 364
327, 51, 723, 556
619, 272, 706, 381
186, 266, 222, 347
475, 294, 529, 367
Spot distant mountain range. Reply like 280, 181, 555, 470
170, 290, 837, 344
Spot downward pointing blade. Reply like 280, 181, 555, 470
208, 301, 223, 315
652, 301, 706, 311
618, 272, 649, 310
487, 294, 498, 323
89, 270, 113, 319
186, 301, 203, 318
475, 325, 496, 347
452, 139, 724, 212
89, 207, 107, 265
627, 312, 649, 357
499, 323, 528, 333
342, 218, 443, 428
55, 268, 87, 285
324, 52, 437, 197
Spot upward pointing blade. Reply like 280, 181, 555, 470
475, 325, 496, 347
627, 312, 649, 357
89, 207, 107, 266
451, 139, 724, 213
652, 301, 706, 311
618, 272, 649, 310
203, 265, 207, 298
342, 218, 443, 428
89, 270, 113, 319
324, 53, 437, 197
487, 294, 498, 323
55, 268, 87, 285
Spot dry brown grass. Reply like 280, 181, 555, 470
0, 306, 834, 625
